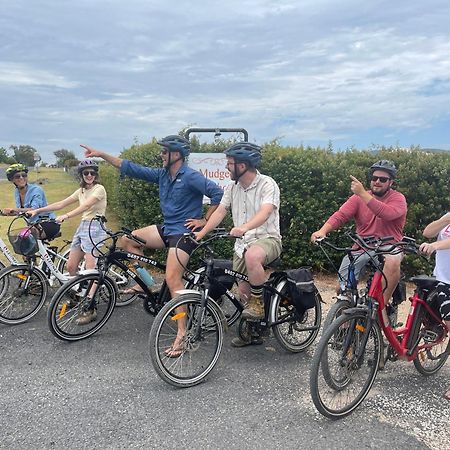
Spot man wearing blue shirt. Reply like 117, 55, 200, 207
81, 136, 223, 354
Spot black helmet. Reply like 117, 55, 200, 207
370, 160, 397, 179
6, 163, 28, 181
224, 142, 262, 168
157, 135, 190, 157
77, 159, 99, 174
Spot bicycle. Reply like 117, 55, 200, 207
316, 233, 406, 330
309, 237, 449, 419
0, 214, 75, 324
148, 231, 323, 388
47, 216, 202, 341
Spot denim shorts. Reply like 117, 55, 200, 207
71, 220, 107, 254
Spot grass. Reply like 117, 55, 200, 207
0, 166, 119, 264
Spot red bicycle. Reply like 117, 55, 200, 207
309, 236, 450, 419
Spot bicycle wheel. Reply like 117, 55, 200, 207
413, 296, 450, 375
271, 281, 322, 352
322, 297, 352, 330
310, 310, 382, 419
107, 264, 138, 307
149, 292, 224, 387
48, 273, 116, 341
0, 265, 48, 325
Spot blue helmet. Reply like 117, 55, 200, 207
224, 142, 262, 168
157, 135, 190, 158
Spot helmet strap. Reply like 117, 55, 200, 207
233, 162, 249, 184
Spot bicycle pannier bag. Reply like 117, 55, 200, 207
285, 267, 316, 314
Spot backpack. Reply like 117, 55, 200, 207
284, 267, 317, 315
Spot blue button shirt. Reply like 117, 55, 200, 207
120, 160, 223, 236
15, 183, 56, 223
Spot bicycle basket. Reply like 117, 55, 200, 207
8, 226, 39, 256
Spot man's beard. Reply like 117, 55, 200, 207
372, 187, 390, 197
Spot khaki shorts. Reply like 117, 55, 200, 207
232, 237, 282, 276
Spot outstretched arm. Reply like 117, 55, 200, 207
423, 213, 450, 239
80, 144, 123, 169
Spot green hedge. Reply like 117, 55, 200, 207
100, 140, 450, 276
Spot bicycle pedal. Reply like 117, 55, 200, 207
423, 330, 439, 343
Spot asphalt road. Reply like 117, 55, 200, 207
1, 296, 449, 450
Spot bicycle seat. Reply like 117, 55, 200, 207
410, 275, 437, 290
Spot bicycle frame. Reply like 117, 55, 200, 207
367, 271, 449, 361
0, 237, 20, 265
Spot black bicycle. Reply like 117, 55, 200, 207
47, 216, 197, 341
148, 231, 323, 388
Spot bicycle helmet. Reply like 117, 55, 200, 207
369, 160, 397, 179
6, 163, 28, 181
224, 142, 262, 168
77, 159, 99, 174
157, 135, 190, 158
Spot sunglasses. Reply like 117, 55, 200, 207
82, 170, 97, 177
13, 173, 28, 179
371, 176, 391, 183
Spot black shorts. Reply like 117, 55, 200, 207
156, 225, 197, 255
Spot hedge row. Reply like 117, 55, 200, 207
100, 140, 450, 276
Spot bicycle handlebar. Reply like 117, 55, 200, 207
93, 215, 147, 246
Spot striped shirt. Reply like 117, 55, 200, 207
221, 171, 281, 257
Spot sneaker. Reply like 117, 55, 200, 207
76, 308, 97, 325
231, 336, 263, 347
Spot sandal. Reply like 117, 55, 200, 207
443, 389, 450, 401
119, 285, 145, 295
164, 345, 184, 358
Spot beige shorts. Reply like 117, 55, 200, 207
232, 237, 282, 276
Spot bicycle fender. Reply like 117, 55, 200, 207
343, 307, 368, 316
175, 289, 229, 332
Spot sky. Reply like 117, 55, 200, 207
1, 0, 450, 163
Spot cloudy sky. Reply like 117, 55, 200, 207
1, 0, 450, 162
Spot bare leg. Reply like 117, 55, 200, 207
382, 254, 402, 303
66, 247, 85, 276
164, 248, 190, 357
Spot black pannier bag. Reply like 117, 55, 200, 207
208, 259, 235, 301
284, 267, 317, 315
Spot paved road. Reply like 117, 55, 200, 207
1, 297, 449, 450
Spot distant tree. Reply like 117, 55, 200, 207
54, 149, 76, 167
0, 147, 15, 164
9, 145, 36, 166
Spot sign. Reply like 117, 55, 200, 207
188, 153, 232, 189
188, 153, 232, 204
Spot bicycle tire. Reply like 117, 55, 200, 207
148, 292, 224, 388
48, 273, 116, 341
310, 310, 382, 419
0, 264, 48, 325
412, 292, 450, 375
271, 281, 322, 352
322, 298, 352, 330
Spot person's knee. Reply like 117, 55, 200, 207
244, 247, 265, 269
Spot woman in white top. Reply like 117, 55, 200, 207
31, 160, 107, 273
420, 213, 450, 401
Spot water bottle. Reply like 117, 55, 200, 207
134, 263, 154, 287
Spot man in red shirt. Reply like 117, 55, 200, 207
311, 160, 407, 304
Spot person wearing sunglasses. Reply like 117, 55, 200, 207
29, 160, 107, 324
2, 163, 60, 239
311, 159, 407, 312
419, 214, 450, 401
80, 136, 223, 348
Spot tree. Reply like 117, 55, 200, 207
9, 145, 36, 167
0, 147, 15, 164
54, 149, 77, 167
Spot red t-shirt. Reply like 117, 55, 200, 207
326, 189, 407, 242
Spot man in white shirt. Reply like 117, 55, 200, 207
195, 142, 282, 346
